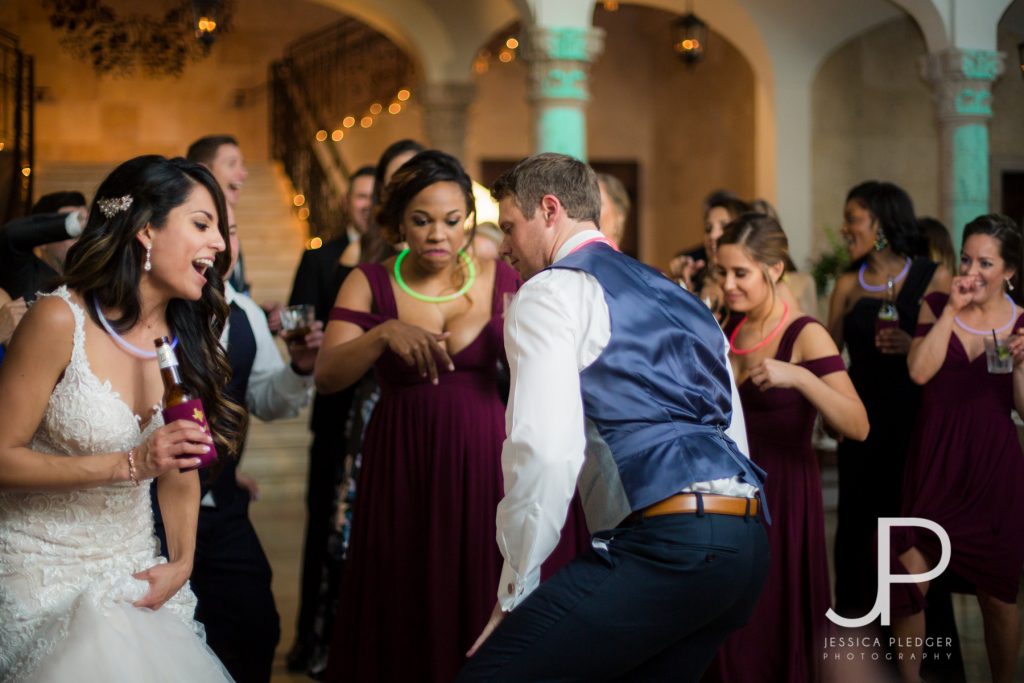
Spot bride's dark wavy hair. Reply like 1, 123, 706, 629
61, 155, 246, 459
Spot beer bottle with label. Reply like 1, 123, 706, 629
875, 278, 900, 333
154, 336, 218, 470
155, 336, 192, 407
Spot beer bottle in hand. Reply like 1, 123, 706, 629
155, 336, 193, 407
155, 336, 218, 470
875, 278, 900, 333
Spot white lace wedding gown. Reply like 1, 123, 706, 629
0, 288, 232, 682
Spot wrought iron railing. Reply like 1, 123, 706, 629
0, 29, 34, 222
270, 17, 415, 238
271, 60, 347, 237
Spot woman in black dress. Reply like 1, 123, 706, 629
827, 181, 949, 616
826, 182, 967, 681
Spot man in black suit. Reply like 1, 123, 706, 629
0, 191, 87, 302
0, 192, 88, 355
284, 165, 374, 672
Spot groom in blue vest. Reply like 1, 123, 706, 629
458, 154, 770, 681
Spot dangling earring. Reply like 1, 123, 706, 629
873, 230, 889, 252
1006, 278, 1015, 292
144, 244, 152, 272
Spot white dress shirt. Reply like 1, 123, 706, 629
221, 283, 313, 422
495, 230, 755, 611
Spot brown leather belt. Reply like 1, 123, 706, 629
641, 493, 758, 518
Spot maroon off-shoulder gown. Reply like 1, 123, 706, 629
891, 292, 1024, 615
324, 260, 587, 683
706, 316, 844, 683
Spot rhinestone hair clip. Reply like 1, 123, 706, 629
97, 194, 133, 218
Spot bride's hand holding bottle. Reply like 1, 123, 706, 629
131, 420, 213, 481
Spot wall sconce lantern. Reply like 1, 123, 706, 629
672, 10, 707, 66
193, 0, 225, 50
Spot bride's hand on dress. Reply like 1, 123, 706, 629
135, 420, 214, 480
132, 560, 192, 611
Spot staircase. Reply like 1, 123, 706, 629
231, 162, 312, 502
33, 160, 313, 501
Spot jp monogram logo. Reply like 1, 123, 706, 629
826, 518, 951, 628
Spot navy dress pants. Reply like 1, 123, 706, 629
457, 511, 770, 682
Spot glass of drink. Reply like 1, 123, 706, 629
984, 335, 1013, 374
875, 314, 899, 334
875, 278, 900, 336
280, 304, 314, 343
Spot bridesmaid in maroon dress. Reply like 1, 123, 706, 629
705, 214, 869, 683
893, 214, 1024, 683
314, 150, 585, 683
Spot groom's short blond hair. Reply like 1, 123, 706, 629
491, 153, 601, 224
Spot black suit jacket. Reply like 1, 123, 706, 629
288, 235, 355, 436
0, 213, 72, 300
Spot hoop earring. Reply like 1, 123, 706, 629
144, 244, 152, 272
873, 231, 889, 252
1006, 278, 1015, 292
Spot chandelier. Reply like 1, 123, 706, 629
42, 0, 233, 77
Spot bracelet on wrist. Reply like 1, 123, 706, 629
126, 448, 139, 487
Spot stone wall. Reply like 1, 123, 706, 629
2, 0, 342, 163
811, 14, 1024, 256
468, 5, 756, 268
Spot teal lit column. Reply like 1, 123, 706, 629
522, 26, 604, 161
923, 49, 1005, 245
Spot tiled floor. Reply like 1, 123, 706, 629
252, 463, 1024, 682
250, 496, 309, 683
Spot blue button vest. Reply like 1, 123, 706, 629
548, 243, 766, 531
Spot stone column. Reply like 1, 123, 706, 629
418, 81, 477, 163
923, 49, 1005, 244
521, 26, 604, 160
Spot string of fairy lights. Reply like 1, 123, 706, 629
313, 87, 412, 144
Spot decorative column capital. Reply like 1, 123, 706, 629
522, 26, 605, 104
418, 81, 477, 161
417, 81, 477, 109
921, 49, 1005, 121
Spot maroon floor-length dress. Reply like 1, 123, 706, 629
892, 292, 1024, 615
324, 260, 587, 683
706, 316, 843, 683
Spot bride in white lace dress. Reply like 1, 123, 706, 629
0, 156, 246, 681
